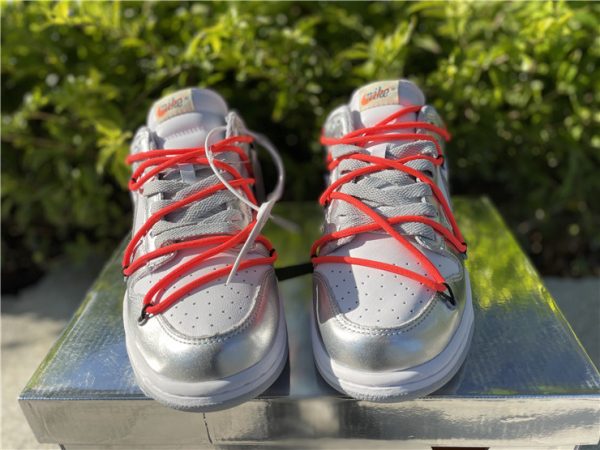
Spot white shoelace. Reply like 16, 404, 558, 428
204, 126, 295, 284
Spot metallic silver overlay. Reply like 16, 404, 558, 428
313, 271, 467, 372
124, 272, 281, 383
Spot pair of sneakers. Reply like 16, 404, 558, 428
122, 80, 474, 411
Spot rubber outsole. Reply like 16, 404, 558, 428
124, 297, 288, 412
312, 274, 474, 402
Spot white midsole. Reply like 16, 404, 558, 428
312, 272, 474, 396
123, 295, 288, 402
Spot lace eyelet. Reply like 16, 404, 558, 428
440, 282, 456, 308
138, 304, 152, 326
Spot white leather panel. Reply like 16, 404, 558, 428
316, 233, 460, 328
133, 249, 269, 338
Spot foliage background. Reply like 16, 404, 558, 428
2, 1, 599, 291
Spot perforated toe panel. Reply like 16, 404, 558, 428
316, 234, 461, 328
319, 264, 436, 327
133, 250, 270, 338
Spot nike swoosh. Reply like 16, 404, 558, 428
156, 106, 168, 119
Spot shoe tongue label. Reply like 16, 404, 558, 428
154, 89, 196, 125
357, 81, 401, 112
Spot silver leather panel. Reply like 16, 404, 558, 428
125, 271, 281, 382
314, 270, 468, 372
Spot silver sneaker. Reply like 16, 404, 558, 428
123, 88, 287, 411
311, 80, 474, 401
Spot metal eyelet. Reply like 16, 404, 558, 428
440, 282, 456, 308
138, 304, 152, 326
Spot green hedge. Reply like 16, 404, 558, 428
2, 1, 599, 283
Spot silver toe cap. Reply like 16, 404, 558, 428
125, 271, 281, 383
313, 272, 468, 372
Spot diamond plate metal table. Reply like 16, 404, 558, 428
20, 197, 600, 449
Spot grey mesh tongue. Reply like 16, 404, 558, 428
349, 80, 425, 158
143, 89, 246, 249
147, 88, 228, 183
324, 80, 437, 251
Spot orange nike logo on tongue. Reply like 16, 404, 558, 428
359, 85, 396, 109
154, 93, 190, 121
156, 105, 169, 119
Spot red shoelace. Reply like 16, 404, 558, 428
311, 105, 467, 297
122, 136, 277, 323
